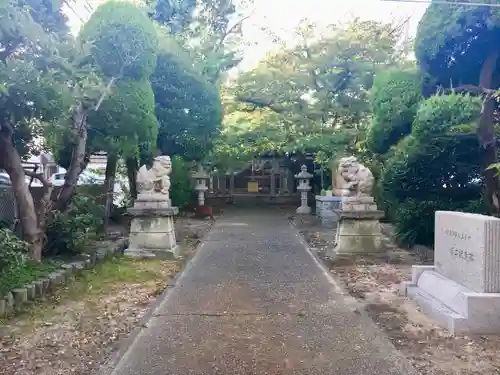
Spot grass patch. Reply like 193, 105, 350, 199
63, 257, 181, 299
0, 259, 63, 296
0, 256, 181, 327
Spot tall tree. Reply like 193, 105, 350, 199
152, 36, 221, 161
415, 1, 500, 214
217, 20, 401, 169
53, 1, 159, 210
0, 0, 71, 260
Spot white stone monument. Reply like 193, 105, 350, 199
124, 155, 179, 258
327, 156, 384, 258
192, 164, 209, 206
295, 165, 313, 214
402, 211, 500, 334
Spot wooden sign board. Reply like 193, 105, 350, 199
247, 181, 259, 193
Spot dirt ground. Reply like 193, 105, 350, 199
0, 215, 215, 375
293, 215, 500, 375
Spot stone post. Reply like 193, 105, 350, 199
270, 168, 276, 198
229, 173, 235, 194
192, 165, 209, 206
209, 172, 214, 193
125, 155, 179, 258
294, 165, 313, 214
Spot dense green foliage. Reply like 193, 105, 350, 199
0, 228, 28, 294
415, 1, 500, 217
152, 39, 222, 161
214, 19, 402, 170
415, 2, 500, 88
169, 156, 196, 209
88, 79, 159, 157
80, 1, 159, 79
44, 194, 104, 257
380, 94, 483, 246
367, 68, 422, 154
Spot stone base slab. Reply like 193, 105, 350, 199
296, 206, 311, 214
124, 246, 180, 259
401, 265, 500, 334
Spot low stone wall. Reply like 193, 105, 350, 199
0, 238, 128, 317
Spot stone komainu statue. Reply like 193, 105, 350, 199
136, 155, 172, 195
333, 156, 374, 197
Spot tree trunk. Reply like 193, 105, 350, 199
477, 50, 500, 216
125, 157, 138, 201
0, 125, 42, 262
54, 105, 89, 212
103, 153, 118, 233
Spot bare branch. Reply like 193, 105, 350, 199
24, 170, 52, 188
237, 97, 286, 113
215, 14, 252, 52
453, 84, 496, 95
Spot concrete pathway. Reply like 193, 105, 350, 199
106, 210, 417, 375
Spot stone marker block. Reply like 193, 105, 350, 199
61, 264, 74, 275
40, 278, 50, 296
25, 284, 36, 300
12, 288, 27, 309
0, 298, 5, 316
402, 211, 500, 334
96, 250, 107, 263
4, 292, 13, 314
84, 258, 93, 269
72, 261, 85, 273
434, 211, 500, 293
48, 272, 63, 292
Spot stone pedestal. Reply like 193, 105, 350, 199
327, 196, 384, 259
125, 195, 179, 259
315, 196, 343, 227
402, 211, 500, 334
331, 210, 384, 256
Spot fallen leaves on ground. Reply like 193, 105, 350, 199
296, 221, 500, 375
0, 216, 214, 375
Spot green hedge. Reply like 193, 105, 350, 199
380, 93, 483, 247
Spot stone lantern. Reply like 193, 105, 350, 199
295, 164, 313, 214
192, 164, 209, 206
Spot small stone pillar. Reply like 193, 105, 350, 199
209, 172, 214, 193
294, 165, 313, 214
125, 155, 179, 258
229, 172, 235, 194
192, 164, 209, 206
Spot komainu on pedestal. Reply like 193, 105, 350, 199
125, 155, 180, 259
326, 156, 384, 260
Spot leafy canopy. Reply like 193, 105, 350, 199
214, 19, 401, 169
153, 38, 222, 161
80, 1, 159, 79
367, 67, 422, 154
415, 1, 500, 86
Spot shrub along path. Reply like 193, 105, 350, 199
103, 209, 417, 375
